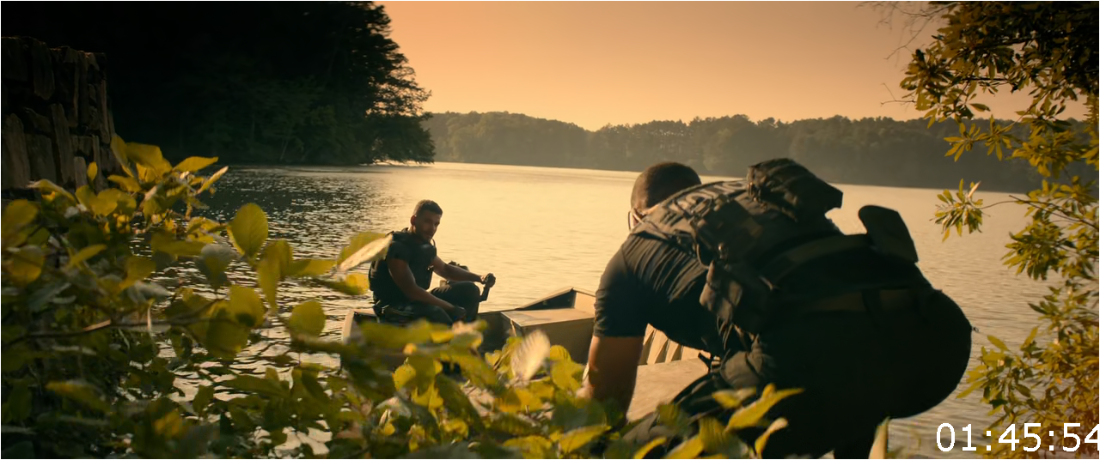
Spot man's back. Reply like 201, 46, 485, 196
594, 233, 722, 356
586, 160, 972, 459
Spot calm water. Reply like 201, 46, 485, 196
194, 162, 1055, 458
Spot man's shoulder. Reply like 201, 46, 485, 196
621, 232, 696, 264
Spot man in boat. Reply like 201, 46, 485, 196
580, 159, 972, 458
368, 199, 496, 326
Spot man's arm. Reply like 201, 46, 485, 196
578, 249, 649, 414
388, 258, 459, 312
581, 335, 644, 413
431, 256, 494, 287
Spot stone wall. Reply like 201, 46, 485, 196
2, 36, 121, 193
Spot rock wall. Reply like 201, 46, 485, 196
2, 36, 121, 193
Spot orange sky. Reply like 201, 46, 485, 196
379, 1, 1071, 131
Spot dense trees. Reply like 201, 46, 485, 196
424, 111, 1087, 192
3, 1, 433, 165
891, 2, 1097, 458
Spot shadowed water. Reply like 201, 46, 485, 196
190, 162, 1055, 458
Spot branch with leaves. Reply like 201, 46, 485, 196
898, 2, 1099, 458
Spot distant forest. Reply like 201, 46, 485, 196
423, 111, 1094, 193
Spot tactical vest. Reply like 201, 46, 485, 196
631, 158, 922, 342
368, 230, 437, 304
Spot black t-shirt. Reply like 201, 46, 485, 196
593, 233, 724, 354
371, 231, 435, 305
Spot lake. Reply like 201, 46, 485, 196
194, 161, 1053, 458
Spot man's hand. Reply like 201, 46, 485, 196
445, 305, 467, 322
480, 273, 496, 289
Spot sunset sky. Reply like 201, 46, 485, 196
378, 1, 1070, 130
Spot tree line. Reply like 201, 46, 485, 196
423, 111, 1092, 193
3, 1, 434, 166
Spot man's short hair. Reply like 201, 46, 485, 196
631, 162, 701, 211
413, 199, 443, 217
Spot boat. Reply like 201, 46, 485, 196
340, 284, 702, 367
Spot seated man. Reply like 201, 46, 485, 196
368, 200, 496, 326
581, 160, 972, 458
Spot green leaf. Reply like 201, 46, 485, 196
75, 185, 97, 211
6, 246, 45, 286
67, 244, 106, 268
559, 424, 610, 454
199, 243, 236, 288
316, 273, 369, 295
108, 175, 142, 193
699, 417, 734, 453
663, 435, 704, 459
121, 256, 156, 291
289, 259, 335, 277
358, 319, 444, 349
257, 257, 280, 310
46, 380, 110, 413
89, 191, 118, 216
193, 385, 214, 417
228, 285, 266, 327
29, 179, 75, 203
551, 360, 585, 392
443, 352, 500, 389
489, 412, 541, 436
393, 364, 417, 389
726, 385, 803, 430
435, 373, 486, 430
988, 335, 1009, 351
411, 384, 444, 411
87, 161, 98, 183
228, 203, 268, 258
196, 302, 251, 359
223, 375, 286, 398
174, 156, 219, 173
634, 436, 668, 459
25, 280, 70, 312
198, 243, 234, 268
336, 232, 390, 271
288, 300, 325, 336
712, 388, 756, 409
754, 417, 791, 455
261, 239, 292, 279
125, 142, 172, 175
547, 345, 572, 362
2, 199, 38, 242
151, 231, 205, 257
503, 436, 554, 459
196, 166, 229, 195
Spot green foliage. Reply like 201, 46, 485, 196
899, 2, 1099, 458
423, 110, 1086, 193
2, 136, 814, 458
6, 2, 434, 166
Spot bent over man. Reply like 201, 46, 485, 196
582, 159, 972, 458
368, 200, 496, 326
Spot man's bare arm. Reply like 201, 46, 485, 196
431, 256, 481, 282
388, 258, 457, 312
580, 335, 645, 414
431, 256, 494, 287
